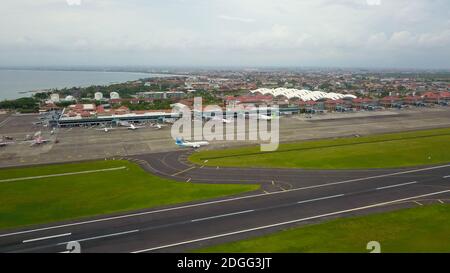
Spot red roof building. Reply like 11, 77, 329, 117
403, 96, 423, 105
422, 92, 441, 103
80, 111, 91, 118
226, 95, 273, 105
324, 99, 346, 111
380, 96, 402, 107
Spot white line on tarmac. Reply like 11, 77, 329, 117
131, 189, 450, 253
0, 117, 12, 128
1, 164, 449, 238
57, 230, 139, 245
191, 210, 255, 223
0, 167, 127, 183
376, 181, 418, 190
297, 194, 345, 204
172, 166, 196, 177
23, 233, 71, 243
289, 164, 450, 192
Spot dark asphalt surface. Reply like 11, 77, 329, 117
0, 150, 449, 253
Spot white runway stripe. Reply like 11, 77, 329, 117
191, 210, 254, 223
0, 167, 126, 183
57, 230, 139, 245
297, 194, 345, 204
132, 189, 450, 253
1, 164, 449, 238
376, 181, 418, 190
23, 233, 71, 243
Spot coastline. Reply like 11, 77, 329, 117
0, 69, 185, 100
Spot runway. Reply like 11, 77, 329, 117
0, 150, 449, 253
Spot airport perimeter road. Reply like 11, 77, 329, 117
0, 151, 449, 253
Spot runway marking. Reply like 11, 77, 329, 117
438, 199, 444, 204
376, 181, 418, 190
57, 230, 139, 245
0, 167, 127, 183
0, 117, 12, 128
1, 164, 449, 238
289, 165, 450, 192
297, 194, 345, 204
172, 166, 196, 177
23, 233, 71, 243
131, 189, 450, 253
191, 210, 255, 223
186, 178, 192, 183
414, 201, 423, 206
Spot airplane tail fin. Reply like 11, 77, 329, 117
176, 138, 184, 145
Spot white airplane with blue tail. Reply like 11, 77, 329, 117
176, 138, 209, 149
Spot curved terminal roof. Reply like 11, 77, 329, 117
110, 92, 120, 99
251, 88, 357, 101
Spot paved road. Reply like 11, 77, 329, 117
0, 151, 449, 253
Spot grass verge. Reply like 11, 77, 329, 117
0, 160, 259, 230
196, 205, 450, 253
190, 128, 450, 169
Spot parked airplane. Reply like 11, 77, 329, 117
211, 117, 233, 124
0, 141, 14, 147
176, 138, 209, 149
127, 124, 145, 130
117, 121, 130, 127
249, 112, 278, 120
29, 136, 51, 147
151, 123, 167, 130
163, 118, 177, 124
96, 127, 115, 133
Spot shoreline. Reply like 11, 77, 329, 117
0, 70, 186, 100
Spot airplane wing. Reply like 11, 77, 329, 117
0, 142, 14, 147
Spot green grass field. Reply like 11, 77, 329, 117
190, 128, 450, 169
0, 160, 259, 230
197, 205, 450, 253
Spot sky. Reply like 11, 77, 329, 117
0, 0, 449, 68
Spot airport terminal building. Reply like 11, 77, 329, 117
55, 102, 298, 127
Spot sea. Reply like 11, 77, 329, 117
0, 69, 172, 100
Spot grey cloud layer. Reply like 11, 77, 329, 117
0, 0, 449, 68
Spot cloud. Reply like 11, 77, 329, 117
366, 0, 381, 6
0, 0, 449, 68
66, 0, 82, 6
218, 15, 255, 23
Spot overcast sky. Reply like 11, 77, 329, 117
0, 0, 449, 68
